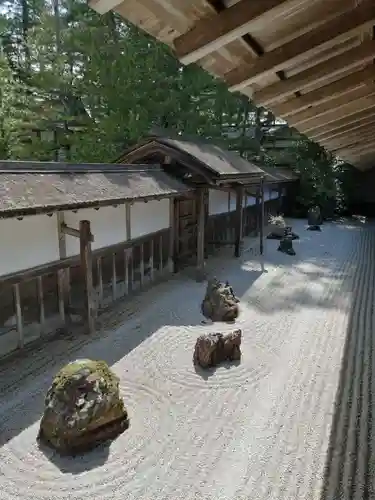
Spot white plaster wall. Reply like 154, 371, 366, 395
131, 199, 170, 239
210, 188, 280, 215
0, 214, 60, 276
208, 189, 229, 215
65, 205, 127, 257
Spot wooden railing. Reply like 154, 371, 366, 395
0, 227, 172, 359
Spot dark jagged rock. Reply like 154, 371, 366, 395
307, 206, 322, 226
38, 359, 129, 455
193, 329, 242, 369
277, 236, 296, 256
201, 278, 240, 322
307, 225, 322, 232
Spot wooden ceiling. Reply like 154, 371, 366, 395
89, 0, 375, 170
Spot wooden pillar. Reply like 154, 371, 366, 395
168, 197, 175, 273
196, 188, 206, 281
260, 177, 265, 255
79, 220, 95, 334
57, 211, 70, 320
234, 186, 244, 258
125, 203, 132, 293
278, 183, 283, 213
255, 190, 260, 236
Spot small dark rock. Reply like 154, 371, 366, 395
193, 330, 242, 369
277, 236, 296, 256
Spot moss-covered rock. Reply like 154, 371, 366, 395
38, 359, 129, 455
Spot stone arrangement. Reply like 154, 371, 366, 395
38, 359, 129, 455
307, 205, 322, 227
193, 329, 242, 369
267, 215, 299, 240
277, 235, 296, 256
307, 225, 321, 232
201, 278, 240, 322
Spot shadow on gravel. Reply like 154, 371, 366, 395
194, 359, 241, 381
319, 225, 375, 500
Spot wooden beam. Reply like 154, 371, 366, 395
329, 135, 375, 152
174, 0, 288, 65
61, 222, 94, 242
335, 142, 375, 156
253, 39, 375, 106
234, 186, 244, 258
196, 188, 206, 280
288, 85, 375, 127
298, 96, 375, 133
312, 118, 375, 142
88, 0, 122, 15
306, 109, 375, 137
321, 126, 375, 144
226, 1, 375, 91
259, 179, 265, 256
272, 66, 375, 118
80, 220, 96, 334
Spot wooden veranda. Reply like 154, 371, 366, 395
89, 0, 375, 170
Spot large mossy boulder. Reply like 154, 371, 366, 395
38, 359, 129, 455
201, 278, 240, 322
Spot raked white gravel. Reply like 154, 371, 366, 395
0, 219, 372, 500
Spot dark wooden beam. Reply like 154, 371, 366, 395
174, 0, 288, 65
226, 2, 375, 92
80, 220, 96, 334
234, 186, 244, 257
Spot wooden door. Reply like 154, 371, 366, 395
174, 195, 198, 270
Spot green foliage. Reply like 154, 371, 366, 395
0, 0, 355, 212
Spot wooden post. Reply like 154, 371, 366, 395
260, 177, 265, 255
149, 239, 154, 282
255, 190, 260, 236
57, 211, 70, 319
196, 188, 206, 281
112, 253, 117, 300
234, 186, 244, 258
125, 203, 131, 294
97, 257, 104, 303
278, 183, 283, 213
13, 283, 23, 348
37, 276, 45, 329
79, 220, 95, 334
140, 243, 145, 288
168, 197, 175, 273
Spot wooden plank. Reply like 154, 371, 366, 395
112, 253, 117, 300
260, 178, 265, 256
272, 66, 375, 118
168, 197, 175, 273
312, 118, 375, 141
288, 85, 375, 127
124, 249, 129, 294
140, 243, 145, 288
196, 188, 206, 280
331, 136, 375, 152
322, 130, 375, 147
299, 97, 375, 133
159, 233, 163, 273
125, 202, 131, 240
253, 39, 375, 106
174, 0, 288, 65
37, 276, 45, 327
226, 2, 375, 91
149, 238, 154, 282
306, 109, 375, 137
89, 0, 122, 15
234, 186, 244, 258
57, 269, 66, 323
61, 222, 94, 242
13, 284, 23, 348
96, 257, 104, 303
79, 220, 96, 334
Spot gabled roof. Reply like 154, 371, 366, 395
0, 162, 192, 217
119, 131, 296, 185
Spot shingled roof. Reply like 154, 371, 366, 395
0, 162, 192, 217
